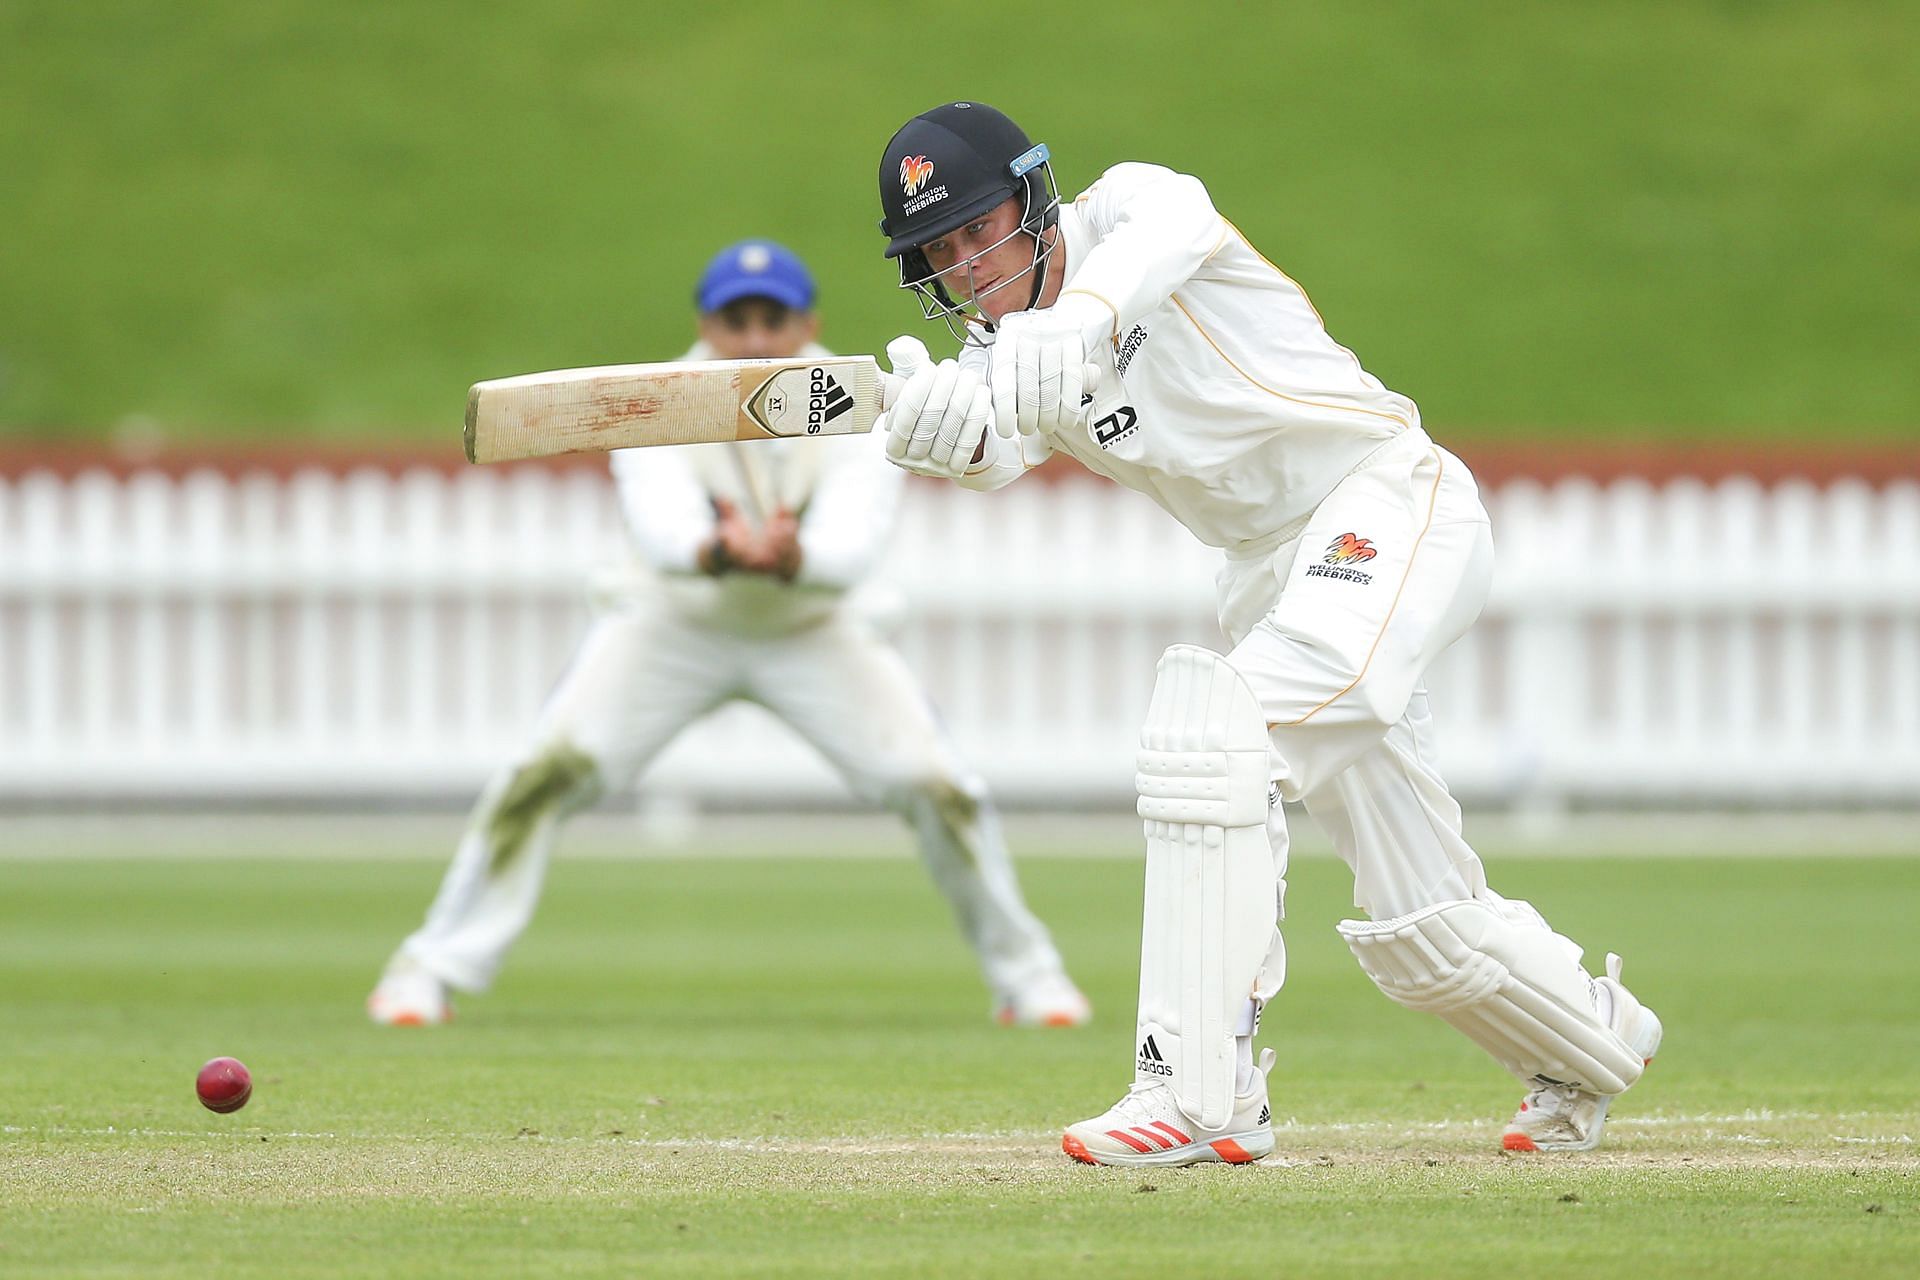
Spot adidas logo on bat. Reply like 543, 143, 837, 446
807, 368, 853, 434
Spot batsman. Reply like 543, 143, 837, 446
870, 102, 1664, 1164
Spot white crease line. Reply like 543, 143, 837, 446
1271, 1109, 1837, 1135
0, 1124, 1046, 1151
7, 1111, 1915, 1153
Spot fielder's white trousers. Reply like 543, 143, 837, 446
399, 605, 1067, 997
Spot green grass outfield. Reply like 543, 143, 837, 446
2, 847, 1915, 1277
3, 2, 1917, 444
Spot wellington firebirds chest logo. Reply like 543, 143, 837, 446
900, 155, 935, 197
1307, 533, 1379, 584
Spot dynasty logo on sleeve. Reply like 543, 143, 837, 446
1092, 405, 1140, 449
1306, 533, 1378, 584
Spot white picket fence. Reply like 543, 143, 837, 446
1, 464, 1916, 809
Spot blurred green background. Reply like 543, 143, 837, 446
2, 1, 1915, 446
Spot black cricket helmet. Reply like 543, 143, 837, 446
876, 101, 1060, 343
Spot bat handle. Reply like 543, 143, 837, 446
880, 336, 930, 412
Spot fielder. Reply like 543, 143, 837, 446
871, 103, 1662, 1163
368, 239, 1090, 1030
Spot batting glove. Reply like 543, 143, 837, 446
989, 294, 1110, 438
882, 336, 993, 479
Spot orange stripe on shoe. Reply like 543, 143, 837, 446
1132, 1127, 1174, 1150
1107, 1129, 1156, 1154
1150, 1121, 1192, 1145
1042, 1012, 1078, 1028
1209, 1138, 1257, 1163
1502, 1132, 1539, 1152
1062, 1133, 1101, 1165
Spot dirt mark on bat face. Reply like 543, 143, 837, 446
603, 396, 664, 421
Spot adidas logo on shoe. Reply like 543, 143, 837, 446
1137, 1034, 1173, 1077
1257, 1104, 1270, 1125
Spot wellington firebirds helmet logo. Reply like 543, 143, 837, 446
899, 155, 935, 197
1325, 534, 1379, 565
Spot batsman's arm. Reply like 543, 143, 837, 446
1059, 162, 1226, 337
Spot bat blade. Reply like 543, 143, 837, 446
464, 355, 884, 463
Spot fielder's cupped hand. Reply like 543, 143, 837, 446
881, 336, 992, 480
989, 294, 1109, 438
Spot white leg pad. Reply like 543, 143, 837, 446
1337, 898, 1644, 1095
1136, 645, 1285, 1131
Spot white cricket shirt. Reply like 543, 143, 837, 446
959, 163, 1424, 550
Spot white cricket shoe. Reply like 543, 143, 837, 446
994, 970, 1093, 1028
1063, 1048, 1275, 1166
366, 957, 454, 1027
1503, 952, 1663, 1152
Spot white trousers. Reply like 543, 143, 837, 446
1218, 430, 1579, 934
398, 604, 1066, 997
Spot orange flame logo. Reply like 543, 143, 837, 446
1325, 533, 1378, 565
900, 155, 935, 197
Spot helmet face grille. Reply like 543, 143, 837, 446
897, 161, 1061, 348
877, 104, 1060, 346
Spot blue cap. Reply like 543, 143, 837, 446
696, 240, 816, 314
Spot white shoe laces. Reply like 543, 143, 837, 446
1107, 1083, 1171, 1127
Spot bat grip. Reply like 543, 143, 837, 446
880, 336, 928, 412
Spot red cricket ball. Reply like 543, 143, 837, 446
196, 1056, 252, 1113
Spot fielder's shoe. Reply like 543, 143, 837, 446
1062, 1048, 1275, 1166
994, 970, 1093, 1028
366, 958, 453, 1027
1503, 953, 1663, 1152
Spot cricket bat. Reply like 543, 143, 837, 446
463, 355, 896, 464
